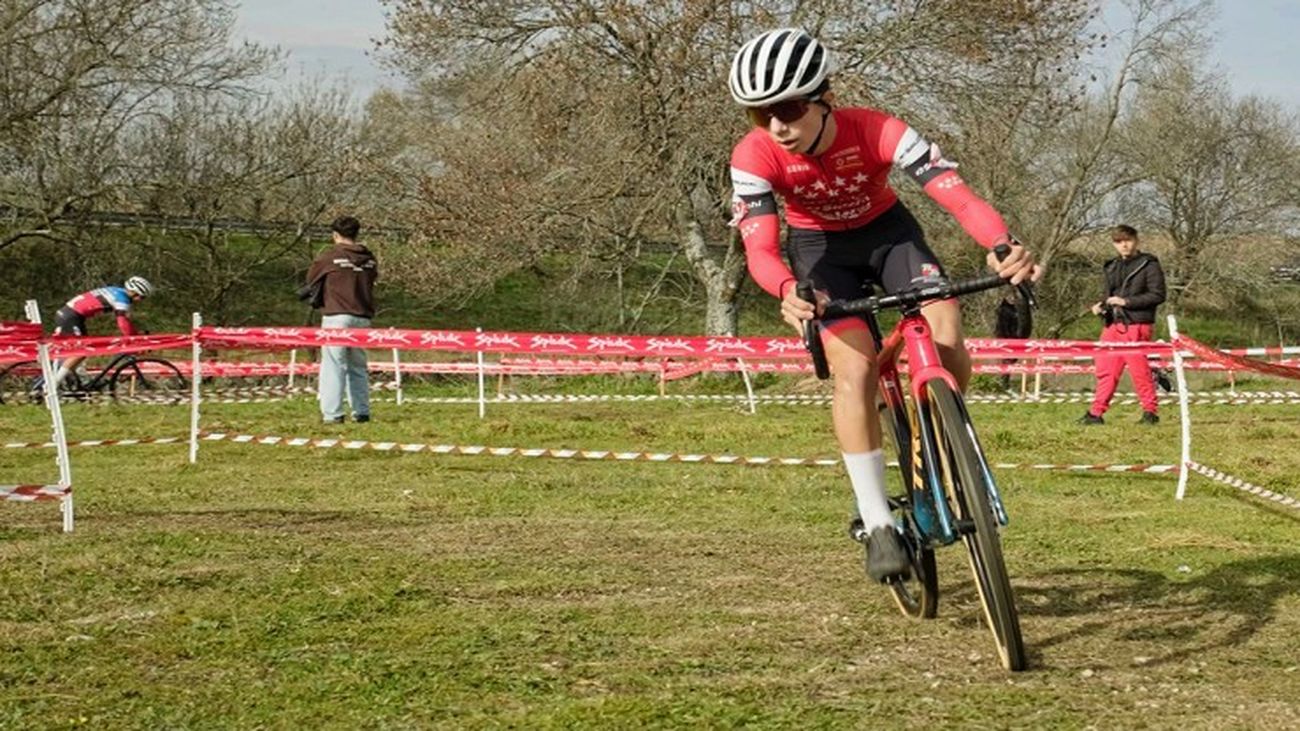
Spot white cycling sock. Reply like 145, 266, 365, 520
843, 450, 893, 532
53, 365, 72, 386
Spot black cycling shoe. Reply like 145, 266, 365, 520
865, 527, 911, 583
1078, 411, 1104, 425
1139, 411, 1159, 425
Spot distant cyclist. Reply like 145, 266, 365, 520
727, 29, 1040, 582
50, 276, 154, 388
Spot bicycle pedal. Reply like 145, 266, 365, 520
953, 518, 976, 535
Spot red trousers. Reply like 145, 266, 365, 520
1090, 322, 1158, 416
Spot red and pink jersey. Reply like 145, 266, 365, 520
730, 107, 1010, 297
64, 286, 136, 335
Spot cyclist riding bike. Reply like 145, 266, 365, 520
50, 275, 154, 388
727, 29, 1041, 582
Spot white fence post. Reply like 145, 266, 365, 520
476, 327, 486, 419
736, 358, 757, 415
392, 345, 404, 406
27, 300, 74, 532
1168, 315, 1193, 501
288, 348, 298, 393
37, 342, 74, 533
189, 313, 202, 464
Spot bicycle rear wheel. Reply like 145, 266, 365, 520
881, 398, 939, 619
926, 381, 1026, 671
110, 358, 187, 402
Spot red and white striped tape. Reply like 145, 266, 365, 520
373, 391, 1300, 407
194, 431, 1180, 474
1, 484, 71, 502
3, 436, 183, 450
1186, 462, 1300, 510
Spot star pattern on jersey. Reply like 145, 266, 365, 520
794, 171, 875, 201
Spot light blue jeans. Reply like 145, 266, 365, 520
319, 314, 371, 421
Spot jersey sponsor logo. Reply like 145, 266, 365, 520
729, 166, 772, 196
784, 162, 814, 174
894, 128, 930, 168
829, 146, 863, 170
907, 142, 959, 184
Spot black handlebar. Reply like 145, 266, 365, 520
820, 243, 1029, 318
797, 243, 1035, 380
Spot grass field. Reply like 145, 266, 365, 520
2, 380, 1299, 729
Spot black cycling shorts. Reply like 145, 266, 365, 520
53, 307, 86, 337
785, 202, 948, 321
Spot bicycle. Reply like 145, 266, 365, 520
801, 246, 1029, 671
0, 351, 187, 404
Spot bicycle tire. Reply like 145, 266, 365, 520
0, 361, 36, 405
926, 380, 1026, 671
881, 398, 939, 619
110, 357, 188, 402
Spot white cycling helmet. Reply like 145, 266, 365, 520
124, 275, 154, 298
729, 28, 835, 107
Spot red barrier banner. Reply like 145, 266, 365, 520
197, 326, 813, 359
1174, 336, 1300, 382
0, 322, 42, 341
196, 326, 1180, 362
48, 334, 193, 361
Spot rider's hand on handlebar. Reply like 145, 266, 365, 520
986, 239, 1043, 285
781, 282, 821, 334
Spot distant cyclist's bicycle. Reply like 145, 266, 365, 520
802, 245, 1029, 671
0, 352, 187, 404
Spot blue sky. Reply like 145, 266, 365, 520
234, 0, 1300, 110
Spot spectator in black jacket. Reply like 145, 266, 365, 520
993, 291, 1032, 390
1080, 224, 1166, 425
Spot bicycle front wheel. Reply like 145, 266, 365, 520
0, 360, 37, 405
926, 381, 1026, 671
110, 358, 188, 402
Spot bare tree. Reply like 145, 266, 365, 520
379, 0, 1097, 334
1117, 61, 1300, 308
0, 0, 277, 252
116, 86, 363, 322
927, 0, 1209, 336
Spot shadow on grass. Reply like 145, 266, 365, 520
1008, 553, 1300, 667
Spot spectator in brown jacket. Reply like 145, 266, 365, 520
305, 216, 378, 424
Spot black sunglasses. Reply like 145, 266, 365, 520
748, 97, 816, 126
